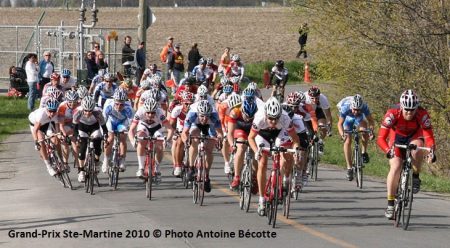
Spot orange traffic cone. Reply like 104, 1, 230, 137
263, 68, 270, 88
304, 62, 312, 83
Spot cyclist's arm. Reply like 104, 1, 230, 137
32, 122, 41, 142
248, 129, 258, 155
366, 114, 375, 131
227, 121, 236, 147
288, 128, 300, 149
337, 116, 345, 137
324, 108, 333, 127
128, 121, 138, 144
239, 67, 245, 82
376, 126, 391, 154
163, 120, 174, 141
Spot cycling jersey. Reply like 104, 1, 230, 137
377, 105, 435, 155
305, 94, 330, 110
103, 99, 134, 132
270, 66, 288, 85
225, 61, 245, 80
192, 65, 212, 83
337, 96, 371, 118
296, 103, 312, 122
29, 107, 59, 126
184, 111, 221, 136
57, 101, 76, 125
94, 82, 118, 107
251, 110, 293, 143
73, 106, 105, 126
133, 107, 167, 137
59, 77, 77, 91
119, 82, 139, 100
170, 105, 188, 132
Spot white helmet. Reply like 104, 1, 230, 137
248, 82, 258, 90
82, 96, 96, 111
140, 78, 151, 90
265, 97, 282, 119
197, 100, 212, 115
230, 76, 240, 84
143, 98, 158, 112
113, 88, 127, 101
197, 85, 208, 98
351, 94, 364, 110
65, 90, 79, 101
77, 85, 88, 99
231, 54, 240, 62
400, 89, 419, 110
148, 88, 161, 101
227, 93, 242, 109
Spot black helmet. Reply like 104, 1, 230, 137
275, 60, 284, 67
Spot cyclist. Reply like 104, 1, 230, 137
39, 86, 64, 109
283, 92, 310, 189
182, 100, 224, 193
60, 69, 77, 92
205, 58, 219, 91
72, 96, 108, 183
228, 98, 258, 192
29, 98, 61, 177
134, 78, 151, 110
141, 63, 162, 84
57, 90, 80, 170
89, 69, 105, 94
192, 58, 210, 86
128, 98, 174, 180
337, 94, 375, 181
119, 79, 139, 106
269, 60, 289, 100
102, 89, 134, 173
138, 88, 168, 111
219, 93, 242, 174
216, 83, 233, 105
212, 77, 231, 101
248, 97, 300, 216
169, 76, 197, 112
247, 81, 263, 100
77, 85, 89, 100
376, 89, 436, 219
42, 73, 63, 95
194, 85, 215, 107
305, 86, 333, 154
93, 73, 118, 108
170, 91, 194, 176
225, 54, 245, 84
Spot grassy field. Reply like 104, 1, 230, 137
0, 96, 29, 145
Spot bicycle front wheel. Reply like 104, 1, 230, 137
242, 158, 252, 212
401, 171, 414, 230
271, 172, 280, 228
199, 157, 206, 206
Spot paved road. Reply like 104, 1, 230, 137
1, 85, 450, 247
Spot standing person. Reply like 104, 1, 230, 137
92, 42, 102, 63
135, 41, 146, 87
25, 53, 39, 111
160, 36, 174, 81
96, 51, 108, 71
38, 51, 54, 97
218, 47, 231, 77
167, 43, 185, 92
122, 35, 135, 76
85, 51, 98, 88
187, 43, 201, 73
296, 22, 309, 59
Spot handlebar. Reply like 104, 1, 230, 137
38, 132, 62, 143
394, 143, 432, 152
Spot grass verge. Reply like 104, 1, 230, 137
0, 96, 29, 145
245, 60, 317, 84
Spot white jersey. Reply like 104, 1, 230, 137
291, 113, 306, 133
132, 107, 167, 128
170, 105, 188, 132
251, 110, 293, 133
59, 77, 77, 91
305, 94, 330, 110
72, 106, 105, 126
28, 108, 59, 125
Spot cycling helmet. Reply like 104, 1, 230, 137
51, 72, 60, 81
400, 89, 419, 110
199, 57, 206, 65
242, 100, 257, 118
61, 68, 71, 77
227, 93, 242, 109
149, 88, 161, 101
350, 94, 364, 110
103, 73, 112, 81
98, 69, 105, 77
50, 90, 63, 101
81, 96, 95, 111
140, 78, 151, 90
242, 87, 255, 99
220, 77, 229, 86
77, 85, 88, 99
286, 92, 301, 106
265, 97, 282, 119
206, 57, 213, 65
46, 86, 57, 95
65, 90, 79, 101
152, 75, 162, 85
231, 54, 240, 62
248, 82, 258, 90
275, 60, 284, 67
182, 91, 195, 103
197, 100, 212, 115
223, 84, 233, 94
197, 85, 208, 98
46, 98, 59, 111
230, 76, 240, 84
308, 86, 321, 97
113, 88, 127, 101
297, 91, 306, 103
143, 98, 158, 112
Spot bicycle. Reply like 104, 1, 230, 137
182, 135, 191, 189
290, 154, 304, 201
39, 133, 72, 190
307, 124, 328, 182
258, 144, 298, 228
393, 143, 431, 230
108, 131, 121, 190
137, 136, 165, 201
191, 134, 217, 206
235, 140, 254, 212
84, 136, 101, 195
344, 127, 372, 189
227, 138, 236, 187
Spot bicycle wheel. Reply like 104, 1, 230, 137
192, 158, 199, 204
394, 175, 404, 227
113, 166, 119, 191
283, 175, 292, 219
199, 157, 206, 206
292, 168, 300, 200
147, 157, 154, 201
313, 142, 319, 181
89, 156, 95, 195
401, 170, 414, 230
228, 153, 235, 186
271, 172, 280, 228
353, 149, 360, 187
243, 158, 252, 212
62, 170, 73, 190
265, 176, 273, 223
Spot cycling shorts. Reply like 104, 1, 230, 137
233, 129, 249, 140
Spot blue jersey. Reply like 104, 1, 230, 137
94, 82, 117, 100
338, 97, 371, 118
103, 100, 134, 125
184, 111, 221, 130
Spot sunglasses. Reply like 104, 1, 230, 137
268, 117, 278, 121
63, 76, 70, 79
115, 102, 124, 106
48, 110, 56, 113
84, 110, 93, 113
94, 46, 99, 48
146, 111, 156, 115
199, 115, 210, 118
404, 108, 416, 112
44, 54, 51, 57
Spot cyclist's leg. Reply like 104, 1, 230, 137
117, 123, 129, 170
154, 130, 164, 166
343, 116, 355, 170
102, 121, 114, 170
135, 124, 149, 176
277, 132, 294, 180
410, 137, 425, 193
189, 127, 200, 169
255, 135, 270, 205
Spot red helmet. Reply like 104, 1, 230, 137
182, 91, 194, 103
286, 92, 301, 106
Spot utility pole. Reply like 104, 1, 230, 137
138, 0, 148, 45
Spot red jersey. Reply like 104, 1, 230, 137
377, 105, 435, 153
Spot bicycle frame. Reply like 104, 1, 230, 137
108, 132, 121, 190
235, 140, 253, 212
191, 134, 216, 206
84, 136, 100, 195
40, 133, 72, 189
345, 127, 371, 189
137, 136, 165, 200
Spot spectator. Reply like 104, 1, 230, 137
85, 51, 98, 87
188, 43, 201, 72
122, 35, 135, 76
160, 36, 174, 81
96, 51, 108, 71
218, 47, 231, 77
25, 53, 39, 111
135, 41, 146, 87
38, 51, 54, 97
9, 65, 28, 95
296, 22, 309, 59
168, 43, 185, 91
92, 42, 102, 63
